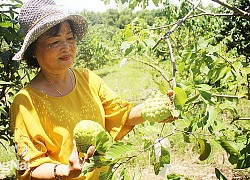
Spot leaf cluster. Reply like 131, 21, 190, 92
215, 0, 250, 59
0, 0, 24, 147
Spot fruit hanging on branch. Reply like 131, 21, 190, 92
73, 120, 112, 154
141, 90, 179, 123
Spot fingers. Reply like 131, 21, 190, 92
167, 89, 174, 97
69, 140, 79, 166
83, 145, 95, 163
161, 116, 176, 123
72, 140, 78, 152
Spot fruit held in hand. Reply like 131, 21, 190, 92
141, 91, 173, 123
73, 120, 106, 153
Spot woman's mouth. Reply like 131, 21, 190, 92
59, 55, 71, 61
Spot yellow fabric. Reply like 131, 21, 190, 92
10, 68, 134, 180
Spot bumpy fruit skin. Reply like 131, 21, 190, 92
141, 91, 172, 123
73, 120, 106, 153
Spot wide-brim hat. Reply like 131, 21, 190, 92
13, 0, 88, 61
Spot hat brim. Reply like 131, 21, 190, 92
13, 12, 88, 61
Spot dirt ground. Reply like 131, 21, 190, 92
139, 151, 250, 180
140, 160, 249, 180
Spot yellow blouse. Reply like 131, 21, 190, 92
10, 68, 134, 179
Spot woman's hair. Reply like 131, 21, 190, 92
24, 20, 75, 67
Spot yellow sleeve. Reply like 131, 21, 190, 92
88, 70, 135, 140
10, 93, 58, 179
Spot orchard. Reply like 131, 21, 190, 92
0, 0, 250, 179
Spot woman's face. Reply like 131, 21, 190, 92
34, 21, 76, 72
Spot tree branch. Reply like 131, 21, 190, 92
152, 0, 201, 50
212, 93, 239, 98
211, 0, 250, 18
150, 13, 237, 31
166, 38, 177, 88
191, 12, 238, 18
231, 117, 250, 124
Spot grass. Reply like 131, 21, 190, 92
95, 60, 158, 103
0, 140, 16, 178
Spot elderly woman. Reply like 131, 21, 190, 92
10, 0, 174, 179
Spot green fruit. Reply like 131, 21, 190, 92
73, 120, 106, 153
141, 91, 172, 123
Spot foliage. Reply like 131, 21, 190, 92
215, 0, 250, 59
97, 0, 250, 178
74, 24, 120, 69
75, 8, 168, 70
1, 0, 250, 179
0, 0, 23, 147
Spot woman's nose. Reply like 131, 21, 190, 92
61, 41, 70, 51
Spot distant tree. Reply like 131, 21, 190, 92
216, 0, 250, 60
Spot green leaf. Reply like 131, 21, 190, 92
144, 38, 155, 48
197, 84, 212, 101
0, 107, 8, 117
183, 127, 191, 143
152, 0, 160, 6
121, 0, 129, 4
173, 87, 187, 109
216, 66, 231, 81
106, 142, 136, 159
153, 145, 170, 175
186, 94, 200, 104
0, 21, 12, 28
160, 146, 170, 164
228, 155, 239, 165
96, 131, 111, 155
203, 106, 217, 130
237, 153, 250, 169
99, 166, 114, 180
217, 137, 240, 157
100, 0, 110, 5
178, 61, 185, 73
197, 84, 212, 91
121, 42, 133, 56
167, 173, 185, 179
120, 168, 130, 180
197, 139, 211, 161
197, 37, 209, 50
129, 0, 138, 10
82, 156, 112, 175
124, 24, 133, 39
153, 162, 161, 175
215, 168, 227, 180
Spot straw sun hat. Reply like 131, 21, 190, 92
13, 0, 88, 61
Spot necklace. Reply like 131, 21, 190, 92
41, 69, 74, 96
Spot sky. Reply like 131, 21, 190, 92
53, 0, 220, 13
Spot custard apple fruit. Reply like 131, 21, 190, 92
73, 120, 107, 153
141, 91, 172, 123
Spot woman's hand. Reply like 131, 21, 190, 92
67, 140, 96, 178
160, 116, 176, 123
67, 140, 83, 178
160, 89, 177, 123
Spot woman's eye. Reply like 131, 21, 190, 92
50, 41, 59, 45
67, 37, 75, 42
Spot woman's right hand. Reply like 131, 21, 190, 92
67, 140, 82, 178
67, 140, 95, 178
